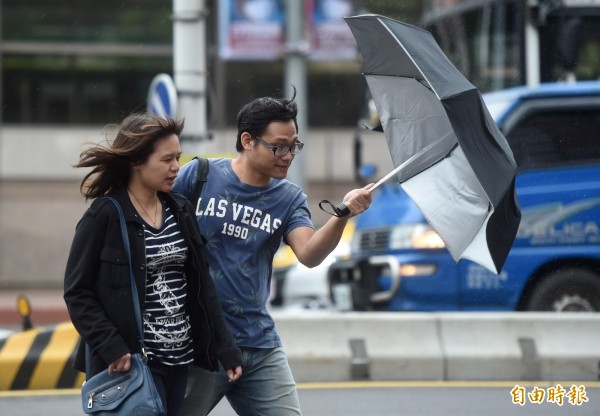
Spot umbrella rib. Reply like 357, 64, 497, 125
370, 140, 458, 192
375, 16, 439, 100
416, 78, 434, 93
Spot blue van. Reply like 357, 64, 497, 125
328, 81, 600, 312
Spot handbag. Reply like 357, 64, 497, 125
81, 196, 165, 415
81, 353, 163, 415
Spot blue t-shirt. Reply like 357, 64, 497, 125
174, 158, 313, 348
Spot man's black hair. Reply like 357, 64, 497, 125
235, 87, 298, 152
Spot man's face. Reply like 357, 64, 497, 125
250, 120, 299, 181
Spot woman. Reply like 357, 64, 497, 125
64, 113, 242, 416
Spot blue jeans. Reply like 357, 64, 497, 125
180, 347, 302, 416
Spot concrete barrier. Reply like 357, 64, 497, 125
276, 311, 444, 382
274, 311, 600, 383
1, 313, 599, 389
0, 322, 84, 390
439, 313, 600, 381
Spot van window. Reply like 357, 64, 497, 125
507, 107, 600, 170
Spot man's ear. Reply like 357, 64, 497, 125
240, 132, 254, 151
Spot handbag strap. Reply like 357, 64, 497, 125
85, 196, 146, 377
105, 196, 145, 350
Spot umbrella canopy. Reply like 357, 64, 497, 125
345, 14, 521, 274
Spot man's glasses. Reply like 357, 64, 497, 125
254, 136, 304, 157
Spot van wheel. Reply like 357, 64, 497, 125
525, 269, 600, 312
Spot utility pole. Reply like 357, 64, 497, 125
173, 0, 209, 153
284, 0, 307, 190
0, 0, 3, 183
0, 0, 3, 129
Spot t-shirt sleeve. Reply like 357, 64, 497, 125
284, 191, 314, 235
173, 158, 198, 199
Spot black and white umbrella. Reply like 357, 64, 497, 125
328, 14, 521, 274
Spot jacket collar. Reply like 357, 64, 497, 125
111, 186, 188, 222
112, 187, 139, 222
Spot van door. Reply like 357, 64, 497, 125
497, 94, 600, 311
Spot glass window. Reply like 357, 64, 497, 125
507, 106, 600, 170
1, 1, 420, 126
2, 0, 173, 124
3, 55, 172, 124
426, 0, 523, 92
541, 15, 600, 82
4, 0, 172, 43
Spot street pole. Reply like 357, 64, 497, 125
284, 0, 307, 190
0, 0, 3, 129
173, 0, 209, 154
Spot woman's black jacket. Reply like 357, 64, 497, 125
64, 187, 242, 376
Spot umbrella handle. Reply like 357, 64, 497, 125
318, 200, 351, 218
318, 170, 395, 218
319, 168, 400, 218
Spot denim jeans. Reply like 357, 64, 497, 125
148, 359, 189, 416
180, 347, 302, 416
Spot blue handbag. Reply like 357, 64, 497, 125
81, 353, 163, 415
81, 197, 165, 415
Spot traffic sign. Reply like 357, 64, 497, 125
147, 73, 178, 118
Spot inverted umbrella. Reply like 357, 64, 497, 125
322, 14, 521, 274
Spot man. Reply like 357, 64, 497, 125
174, 91, 372, 415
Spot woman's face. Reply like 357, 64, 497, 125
133, 133, 181, 192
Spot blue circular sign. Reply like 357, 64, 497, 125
147, 73, 178, 118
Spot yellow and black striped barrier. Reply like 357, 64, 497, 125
0, 322, 84, 390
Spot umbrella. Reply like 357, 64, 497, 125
321, 14, 521, 274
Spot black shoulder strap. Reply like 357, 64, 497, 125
191, 157, 209, 205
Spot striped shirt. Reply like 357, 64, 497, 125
142, 201, 194, 366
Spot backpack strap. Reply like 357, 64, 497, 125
191, 157, 209, 205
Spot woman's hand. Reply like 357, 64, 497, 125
108, 353, 131, 376
227, 365, 243, 383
